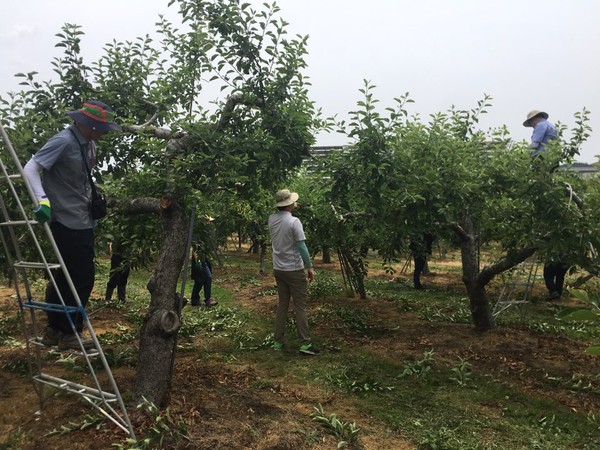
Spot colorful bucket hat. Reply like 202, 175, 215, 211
65, 100, 122, 132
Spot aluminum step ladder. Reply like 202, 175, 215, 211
0, 124, 135, 438
493, 256, 540, 317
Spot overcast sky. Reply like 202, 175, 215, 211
1, 0, 599, 162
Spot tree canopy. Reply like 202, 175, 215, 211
0, 0, 597, 407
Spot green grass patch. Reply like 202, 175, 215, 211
15, 253, 594, 449
363, 273, 600, 344
208, 255, 600, 449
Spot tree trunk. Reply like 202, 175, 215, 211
322, 246, 331, 264
259, 240, 267, 275
352, 256, 367, 300
132, 197, 189, 407
451, 215, 538, 332
339, 249, 367, 299
455, 217, 495, 332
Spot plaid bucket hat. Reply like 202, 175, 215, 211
65, 100, 122, 132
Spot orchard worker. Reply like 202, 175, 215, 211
23, 100, 121, 350
105, 239, 131, 303
523, 110, 557, 157
410, 233, 435, 290
190, 245, 218, 307
543, 260, 569, 301
268, 189, 319, 355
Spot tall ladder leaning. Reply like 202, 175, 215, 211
0, 124, 135, 438
493, 256, 541, 317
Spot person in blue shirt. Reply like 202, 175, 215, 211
523, 110, 557, 157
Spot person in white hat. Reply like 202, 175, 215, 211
268, 189, 319, 355
523, 110, 557, 157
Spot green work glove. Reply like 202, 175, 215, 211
33, 199, 51, 223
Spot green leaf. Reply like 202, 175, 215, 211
558, 308, 598, 322
584, 344, 600, 356
569, 289, 589, 303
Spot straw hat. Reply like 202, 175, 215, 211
275, 189, 299, 207
523, 110, 549, 127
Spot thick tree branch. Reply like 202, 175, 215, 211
217, 92, 264, 129
122, 124, 187, 140
441, 222, 470, 242
122, 93, 262, 143
478, 245, 538, 286
122, 100, 187, 139
139, 100, 161, 128
108, 196, 163, 215
564, 182, 584, 209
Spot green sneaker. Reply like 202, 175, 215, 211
272, 341, 284, 351
299, 342, 320, 355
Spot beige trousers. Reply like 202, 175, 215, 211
273, 269, 311, 344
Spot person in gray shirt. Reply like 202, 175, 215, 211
23, 100, 121, 350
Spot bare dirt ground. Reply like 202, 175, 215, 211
0, 256, 599, 449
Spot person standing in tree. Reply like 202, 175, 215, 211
523, 110, 557, 157
23, 100, 121, 350
268, 189, 319, 355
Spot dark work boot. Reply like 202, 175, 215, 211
117, 285, 127, 302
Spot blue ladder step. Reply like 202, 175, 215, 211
22, 300, 83, 314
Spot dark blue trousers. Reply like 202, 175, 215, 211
45, 222, 94, 334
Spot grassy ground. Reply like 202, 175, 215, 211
0, 248, 599, 449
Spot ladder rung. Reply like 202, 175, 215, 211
28, 337, 100, 356
0, 220, 37, 227
34, 374, 115, 402
22, 300, 83, 314
14, 261, 61, 270
497, 300, 530, 305
0, 174, 22, 181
